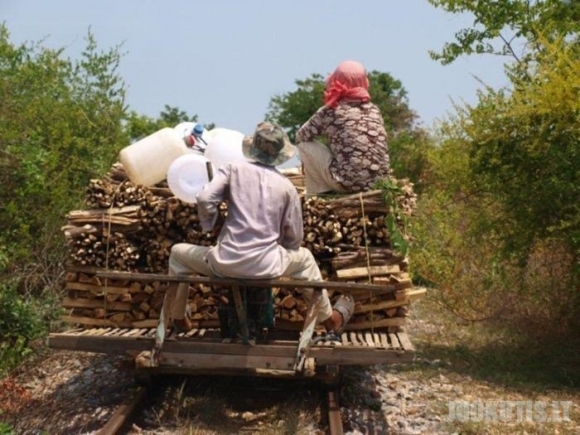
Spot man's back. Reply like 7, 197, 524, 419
198, 161, 303, 279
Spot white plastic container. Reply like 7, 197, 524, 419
204, 128, 246, 169
167, 154, 214, 204
119, 128, 188, 186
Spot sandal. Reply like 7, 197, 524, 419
173, 316, 193, 333
332, 294, 354, 334
173, 305, 193, 333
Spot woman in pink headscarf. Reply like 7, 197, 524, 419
296, 60, 390, 194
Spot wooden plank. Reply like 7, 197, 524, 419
373, 276, 413, 288
68, 205, 140, 218
134, 328, 149, 337
94, 328, 112, 336
396, 332, 415, 352
346, 288, 398, 298
49, 334, 153, 355
379, 333, 390, 349
132, 319, 159, 328
86, 328, 109, 336
364, 332, 375, 347
185, 328, 199, 338
336, 265, 401, 280
61, 297, 132, 312
64, 317, 113, 327
345, 318, 405, 331
121, 329, 140, 337
66, 282, 129, 295
388, 332, 401, 350
94, 271, 406, 293
160, 353, 296, 371
388, 272, 411, 283
354, 298, 410, 314
104, 328, 121, 336
349, 332, 360, 346
48, 332, 411, 365
405, 287, 427, 301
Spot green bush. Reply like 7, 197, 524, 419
0, 280, 46, 375
0, 419, 15, 435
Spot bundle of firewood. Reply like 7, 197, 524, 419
59, 163, 421, 331
62, 267, 425, 331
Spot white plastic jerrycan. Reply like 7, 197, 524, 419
119, 128, 188, 186
204, 128, 247, 170
167, 154, 214, 204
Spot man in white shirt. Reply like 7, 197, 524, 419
168, 121, 352, 334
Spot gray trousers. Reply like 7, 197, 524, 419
168, 243, 333, 322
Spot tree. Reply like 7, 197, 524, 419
414, 22, 580, 338
465, 38, 580, 259
0, 25, 128, 281
266, 71, 432, 186
428, 0, 580, 65
125, 105, 199, 141
0, 25, 132, 373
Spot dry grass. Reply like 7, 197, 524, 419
399, 289, 580, 434
137, 375, 326, 434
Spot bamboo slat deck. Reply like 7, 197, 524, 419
49, 326, 414, 368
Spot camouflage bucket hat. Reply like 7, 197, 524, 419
242, 122, 296, 167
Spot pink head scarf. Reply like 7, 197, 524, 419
324, 60, 371, 108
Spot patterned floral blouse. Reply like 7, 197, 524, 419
296, 101, 390, 192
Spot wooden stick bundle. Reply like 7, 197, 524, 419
60, 163, 421, 330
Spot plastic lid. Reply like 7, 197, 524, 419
193, 124, 204, 136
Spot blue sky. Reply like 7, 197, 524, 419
2, 0, 511, 136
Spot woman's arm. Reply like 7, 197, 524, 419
296, 105, 331, 143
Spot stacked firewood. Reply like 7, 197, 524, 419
60, 163, 421, 331
62, 267, 425, 331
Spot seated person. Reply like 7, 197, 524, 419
296, 60, 390, 194
167, 121, 353, 334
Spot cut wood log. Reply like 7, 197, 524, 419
336, 265, 401, 280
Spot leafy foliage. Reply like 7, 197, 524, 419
125, 105, 198, 141
414, 34, 580, 337
464, 36, 580, 260
266, 73, 326, 142
266, 71, 433, 187
0, 25, 128, 373
0, 279, 47, 375
374, 178, 410, 257
0, 25, 204, 374
428, 0, 580, 65
0, 25, 128, 273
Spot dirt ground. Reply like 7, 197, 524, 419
1, 293, 579, 434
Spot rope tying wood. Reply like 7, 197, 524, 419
359, 192, 375, 334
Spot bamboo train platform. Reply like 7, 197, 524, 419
49, 272, 417, 381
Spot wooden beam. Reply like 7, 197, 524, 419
336, 265, 401, 280
95, 271, 401, 293
396, 332, 415, 352
160, 353, 296, 371
66, 282, 129, 295
354, 299, 410, 314
62, 297, 132, 312
345, 317, 406, 330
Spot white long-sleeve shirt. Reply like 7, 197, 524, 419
197, 161, 303, 279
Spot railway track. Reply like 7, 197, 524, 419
97, 376, 347, 434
